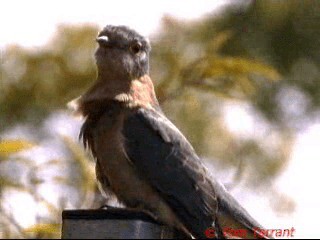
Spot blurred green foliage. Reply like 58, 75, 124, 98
215, 0, 320, 125
1, 24, 98, 127
1, 0, 320, 238
0, 137, 96, 238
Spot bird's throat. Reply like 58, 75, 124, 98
128, 75, 159, 109
76, 74, 159, 117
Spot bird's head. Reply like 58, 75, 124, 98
72, 25, 159, 115
95, 25, 151, 80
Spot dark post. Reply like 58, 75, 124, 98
61, 208, 189, 239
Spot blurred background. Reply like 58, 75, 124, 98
1, 0, 320, 238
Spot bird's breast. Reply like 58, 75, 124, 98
91, 109, 160, 207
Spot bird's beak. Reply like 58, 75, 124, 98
96, 36, 109, 46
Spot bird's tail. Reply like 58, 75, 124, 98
212, 180, 271, 239
215, 212, 271, 239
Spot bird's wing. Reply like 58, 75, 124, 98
122, 107, 218, 238
123, 107, 268, 239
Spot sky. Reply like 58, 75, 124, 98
1, 0, 320, 238
0, 0, 231, 49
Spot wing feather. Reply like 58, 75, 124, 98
122, 108, 218, 238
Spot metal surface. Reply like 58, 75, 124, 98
61, 208, 189, 239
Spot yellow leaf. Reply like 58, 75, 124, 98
0, 177, 28, 191
24, 223, 61, 236
0, 139, 36, 157
208, 30, 233, 52
182, 56, 281, 98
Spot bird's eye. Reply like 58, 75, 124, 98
130, 42, 142, 54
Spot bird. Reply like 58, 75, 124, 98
71, 25, 268, 239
